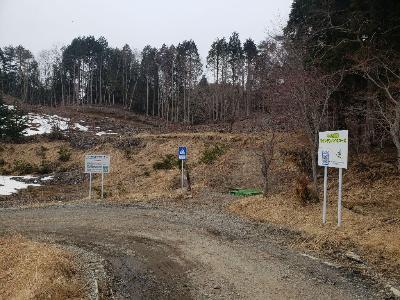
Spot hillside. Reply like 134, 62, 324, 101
1, 99, 399, 292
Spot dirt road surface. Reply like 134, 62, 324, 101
0, 202, 384, 299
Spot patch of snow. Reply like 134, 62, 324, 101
73, 123, 89, 132
301, 253, 318, 260
23, 113, 70, 136
40, 175, 54, 182
388, 285, 400, 298
96, 131, 117, 136
3, 106, 116, 137
322, 261, 340, 268
0, 176, 41, 196
345, 251, 363, 263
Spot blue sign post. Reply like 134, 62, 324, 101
178, 146, 187, 160
178, 146, 187, 188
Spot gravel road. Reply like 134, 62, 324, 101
0, 202, 385, 299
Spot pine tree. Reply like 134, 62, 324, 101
0, 94, 28, 140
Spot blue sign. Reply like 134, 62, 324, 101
322, 151, 329, 166
178, 146, 187, 160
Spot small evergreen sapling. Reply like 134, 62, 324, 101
0, 95, 28, 140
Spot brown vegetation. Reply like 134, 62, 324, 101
0, 105, 398, 281
0, 235, 85, 299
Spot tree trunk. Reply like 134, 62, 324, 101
183, 84, 186, 122
128, 80, 138, 111
187, 89, 190, 123
259, 134, 275, 197
158, 86, 161, 117
152, 84, 155, 116
365, 83, 374, 150
394, 138, 400, 172
90, 71, 93, 105
99, 60, 102, 104
390, 104, 400, 171
261, 157, 269, 197
146, 77, 149, 116
310, 145, 319, 195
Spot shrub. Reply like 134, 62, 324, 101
153, 154, 180, 170
48, 124, 65, 140
295, 175, 319, 205
0, 168, 11, 175
58, 146, 71, 162
36, 146, 49, 160
281, 148, 312, 177
37, 160, 53, 174
200, 144, 226, 164
13, 160, 36, 175
0, 158, 6, 175
93, 186, 111, 198
116, 138, 143, 159
0, 97, 28, 141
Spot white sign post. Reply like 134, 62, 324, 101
318, 130, 348, 226
178, 146, 187, 189
101, 162, 104, 199
89, 173, 92, 199
85, 155, 110, 199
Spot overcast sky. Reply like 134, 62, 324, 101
0, 0, 293, 59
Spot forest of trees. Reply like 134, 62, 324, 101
0, 1, 399, 168
0, 33, 262, 125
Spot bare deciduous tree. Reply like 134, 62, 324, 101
256, 132, 276, 197
354, 50, 400, 170
277, 42, 344, 194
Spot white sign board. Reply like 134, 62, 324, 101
318, 130, 348, 169
85, 155, 110, 173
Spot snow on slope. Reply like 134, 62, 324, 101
3, 105, 113, 137
0, 176, 41, 196
73, 123, 89, 132
23, 113, 70, 136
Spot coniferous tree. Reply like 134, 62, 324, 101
0, 94, 28, 140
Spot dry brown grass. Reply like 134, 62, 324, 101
0, 235, 86, 299
0, 141, 82, 174
229, 191, 400, 277
1, 131, 300, 201
83, 132, 284, 200
228, 142, 400, 281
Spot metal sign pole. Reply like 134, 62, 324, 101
181, 160, 184, 189
338, 168, 343, 226
322, 166, 328, 224
101, 163, 104, 199
89, 173, 92, 199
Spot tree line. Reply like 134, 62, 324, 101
0, 33, 266, 125
280, 0, 400, 180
